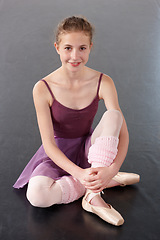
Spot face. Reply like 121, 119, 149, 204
54, 31, 93, 72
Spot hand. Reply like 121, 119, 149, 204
82, 167, 117, 193
75, 167, 96, 186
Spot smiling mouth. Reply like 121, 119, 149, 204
69, 62, 81, 67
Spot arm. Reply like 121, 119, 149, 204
83, 75, 129, 191
33, 81, 89, 182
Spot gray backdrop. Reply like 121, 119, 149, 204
0, 0, 160, 239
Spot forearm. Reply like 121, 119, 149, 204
44, 141, 83, 178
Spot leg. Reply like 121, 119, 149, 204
82, 110, 124, 225
26, 176, 62, 207
89, 110, 124, 186
88, 109, 123, 169
91, 109, 123, 144
89, 109, 139, 188
87, 110, 122, 202
27, 175, 85, 208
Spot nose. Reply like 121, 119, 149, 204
71, 49, 79, 60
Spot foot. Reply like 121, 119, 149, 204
106, 179, 122, 188
86, 192, 110, 208
82, 190, 124, 226
107, 172, 140, 188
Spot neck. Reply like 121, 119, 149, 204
60, 66, 87, 82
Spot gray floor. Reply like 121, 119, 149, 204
0, 0, 160, 239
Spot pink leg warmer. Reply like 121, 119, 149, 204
26, 175, 85, 207
88, 136, 119, 167
57, 176, 85, 204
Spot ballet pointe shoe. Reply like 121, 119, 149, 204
112, 172, 140, 187
82, 190, 124, 226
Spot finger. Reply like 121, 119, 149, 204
84, 174, 99, 182
84, 179, 100, 187
90, 184, 105, 193
85, 181, 103, 191
88, 168, 99, 175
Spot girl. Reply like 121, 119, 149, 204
13, 16, 140, 226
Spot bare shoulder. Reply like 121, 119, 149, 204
33, 80, 52, 106
99, 74, 120, 110
99, 74, 117, 97
101, 74, 115, 86
33, 80, 47, 99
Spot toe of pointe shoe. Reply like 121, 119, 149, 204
92, 204, 124, 226
82, 196, 124, 226
112, 172, 140, 186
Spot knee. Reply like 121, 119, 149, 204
104, 110, 123, 127
102, 110, 123, 137
26, 180, 47, 208
104, 109, 123, 123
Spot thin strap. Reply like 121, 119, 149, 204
86, 191, 100, 203
85, 190, 104, 203
41, 79, 54, 99
97, 73, 103, 96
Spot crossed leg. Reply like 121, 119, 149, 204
26, 110, 123, 208
91, 109, 123, 144
89, 109, 123, 187
26, 175, 85, 208
86, 109, 123, 207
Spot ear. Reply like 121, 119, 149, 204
54, 42, 60, 54
90, 42, 93, 50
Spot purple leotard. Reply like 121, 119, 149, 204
13, 73, 103, 188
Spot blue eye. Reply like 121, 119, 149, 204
65, 47, 71, 50
80, 47, 86, 51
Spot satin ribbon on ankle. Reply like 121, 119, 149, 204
85, 190, 104, 203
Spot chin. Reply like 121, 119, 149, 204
68, 64, 84, 72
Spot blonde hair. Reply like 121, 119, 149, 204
55, 16, 94, 45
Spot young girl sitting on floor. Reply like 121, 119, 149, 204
13, 16, 140, 226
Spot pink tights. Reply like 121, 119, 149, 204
27, 175, 85, 207
26, 110, 123, 207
